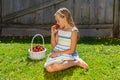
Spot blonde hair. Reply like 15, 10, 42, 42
54, 8, 75, 27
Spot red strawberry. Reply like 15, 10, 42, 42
41, 47, 45, 51
54, 24, 60, 29
36, 45, 41, 50
32, 47, 37, 52
40, 46, 44, 51
30, 45, 45, 52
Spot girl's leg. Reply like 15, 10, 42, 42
46, 60, 77, 72
46, 59, 89, 72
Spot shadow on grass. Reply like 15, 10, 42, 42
26, 56, 76, 80
0, 36, 120, 45
25, 54, 75, 79
43, 67, 76, 80
26, 56, 46, 63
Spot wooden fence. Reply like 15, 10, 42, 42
113, 0, 120, 38
0, 0, 119, 37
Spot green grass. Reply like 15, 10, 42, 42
0, 37, 120, 80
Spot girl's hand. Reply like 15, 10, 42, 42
51, 25, 58, 35
49, 52, 59, 58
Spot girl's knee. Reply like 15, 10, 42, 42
46, 65, 54, 72
45, 64, 60, 72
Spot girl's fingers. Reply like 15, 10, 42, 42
51, 26, 58, 34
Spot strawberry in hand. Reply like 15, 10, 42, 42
54, 24, 60, 29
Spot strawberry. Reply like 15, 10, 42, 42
54, 24, 60, 29
35, 45, 40, 49
30, 45, 45, 52
32, 47, 38, 52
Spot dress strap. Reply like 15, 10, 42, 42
71, 27, 79, 32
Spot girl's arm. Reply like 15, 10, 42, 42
51, 25, 58, 48
50, 30, 78, 58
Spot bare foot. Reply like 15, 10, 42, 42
76, 58, 89, 70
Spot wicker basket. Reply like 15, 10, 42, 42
28, 34, 46, 60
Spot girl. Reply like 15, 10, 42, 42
44, 8, 89, 72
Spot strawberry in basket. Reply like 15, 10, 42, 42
31, 45, 45, 52
54, 24, 60, 29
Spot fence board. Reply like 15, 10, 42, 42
0, 24, 113, 29
55, 0, 66, 10
80, 0, 90, 24
74, 0, 83, 24
43, 7, 51, 24
0, 24, 113, 37
1, 28, 112, 37
65, 0, 73, 15
79, 29, 113, 37
2, 0, 12, 16
0, 3, 1, 23
89, 0, 96, 24
105, 0, 113, 23
35, 10, 44, 24
17, 14, 35, 24
97, 0, 106, 23
94, 0, 98, 24
113, 0, 119, 37
0, 0, 2, 35
119, 0, 120, 37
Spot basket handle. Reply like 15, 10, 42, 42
31, 34, 45, 51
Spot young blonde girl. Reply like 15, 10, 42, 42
44, 8, 89, 72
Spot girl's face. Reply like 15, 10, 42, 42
55, 14, 65, 28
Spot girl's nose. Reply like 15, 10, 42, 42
56, 22, 59, 25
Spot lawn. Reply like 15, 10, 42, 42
0, 37, 120, 80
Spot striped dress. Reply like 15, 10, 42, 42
44, 27, 79, 68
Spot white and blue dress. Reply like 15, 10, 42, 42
44, 27, 79, 68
